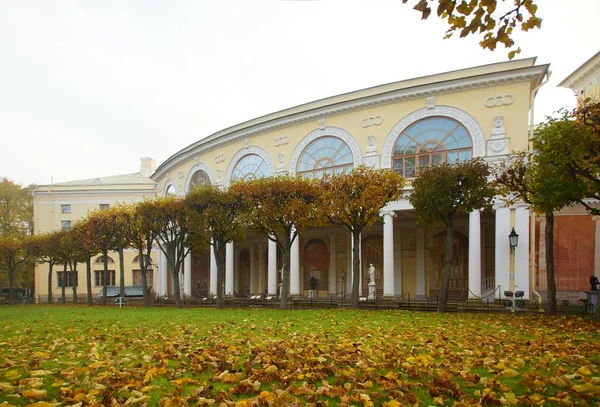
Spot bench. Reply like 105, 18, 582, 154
579, 299, 594, 314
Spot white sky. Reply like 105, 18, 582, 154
1, 0, 598, 186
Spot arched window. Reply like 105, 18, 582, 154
94, 255, 115, 264
165, 184, 176, 196
132, 255, 153, 265
231, 154, 269, 182
296, 136, 353, 179
392, 117, 472, 177
189, 170, 211, 188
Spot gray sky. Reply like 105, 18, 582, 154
1, 1, 598, 186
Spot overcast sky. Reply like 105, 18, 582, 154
1, 1, 598, 186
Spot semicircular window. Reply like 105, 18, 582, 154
189, 170, 211, 189
392, 117, 472, 178
231, 154, 269, 182
296, 136, 354, 179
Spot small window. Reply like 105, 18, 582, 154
99, 204, 110, 210
94, 270, 116, 286
57, 271, 78, 287
61, 220, 72, 230
60, 204, 71, 214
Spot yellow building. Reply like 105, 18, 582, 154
559, 51, 600, 102
32, 158, 157, 302
152, 58, 550, 302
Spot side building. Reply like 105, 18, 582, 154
32, 158, 158, 302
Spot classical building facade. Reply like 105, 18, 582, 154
32, 158, 158, 301
152, 58, 552, 302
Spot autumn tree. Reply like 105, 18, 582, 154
131, 201, 160, 307
185, 185, 245, 308
0, 236, 34, 304
144, 196, 195, 309
232, 176, 326, 309
32, 230, 66, 304
85, 209, 120, 305
410, 159, 496, 313
403, 0, 541, 59
495, 151, 584, 315
104, 206, 135, 297
0, 178, 33, 238
320, 167, 405, 309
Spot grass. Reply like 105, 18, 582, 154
0, 306, 599, 406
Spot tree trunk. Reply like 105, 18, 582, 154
546, 212, 557, 315
7, 263, 15, 305
47, 262, 53, 304
61, 262, 67, 303
438, 218, 455, 313
119, 246, 125, 297
215, 240, 226, 309
102, 250, 108, 306
70, 264, 78, 304
138, 246, 150, 308
280, 232, 291, 309
350, 230, 361, 309
168, 246, 183, 309
86, 258, 93, 306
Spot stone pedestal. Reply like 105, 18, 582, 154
585, 291, 598, 306
368, 282, 376, 299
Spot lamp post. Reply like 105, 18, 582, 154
509, 228, 519, 251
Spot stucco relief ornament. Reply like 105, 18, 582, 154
486, 115, 509, 156
365, 135, 377, 155
217, 170, 222, 183
363, 135, 380, 169
275, 153, 288, 175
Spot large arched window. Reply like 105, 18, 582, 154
189, 170, 210, 188
392, 117, 472, 177
296, 136, 353, 179
231, 154, 269, 182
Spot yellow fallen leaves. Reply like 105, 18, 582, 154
21, 388, 47, 400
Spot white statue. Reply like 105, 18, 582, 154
365, 135, 377, 154
368, 264, 375, 284
491, 115, 506, 139
277, 153, 285, 170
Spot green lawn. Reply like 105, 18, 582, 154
0, 306, 599, 406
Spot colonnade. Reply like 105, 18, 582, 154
154, 204, 531, 300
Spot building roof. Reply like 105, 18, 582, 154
153, 57, 549, 181
49, 172, 156, 187
558, 51, 600, 92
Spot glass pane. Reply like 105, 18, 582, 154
419, 155, 429, 169
431, 153, 443, 166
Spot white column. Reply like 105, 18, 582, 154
226, 242, 234, 295
209, 243, 217, 296
329, 233, 337, 295
184, 251, 192, 296
382, 211, 395, 297
346, 232, 352, 294
159, 248, 168, 296
468, 209, 482, 298
515, 206, 530, 299
495, 206, 511, 296
394, 227, 403, 296
290, 230, 300, 295
416, 228, 425, 298
268, 238, 277, 295
258, 244, 265, 295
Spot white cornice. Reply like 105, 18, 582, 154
558, 51, 600, 91
32, 188, 156, 198
152, 65, 548, 181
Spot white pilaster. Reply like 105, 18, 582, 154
382, 211, 396, 296
468, 209, 482, 298
258, 243, 265, 295
394, 227, 403, 296
184, 252, 192, 296
290, 230, 300, 295
494, 206, 511, 296
515, 206, 530, 299
209, 243, 217, 295
226, 242, 234, 295
268, 238, 277, 295
329, 233, 337, 295
416, 228, 425, 298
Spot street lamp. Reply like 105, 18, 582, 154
509, 228, 519, 251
